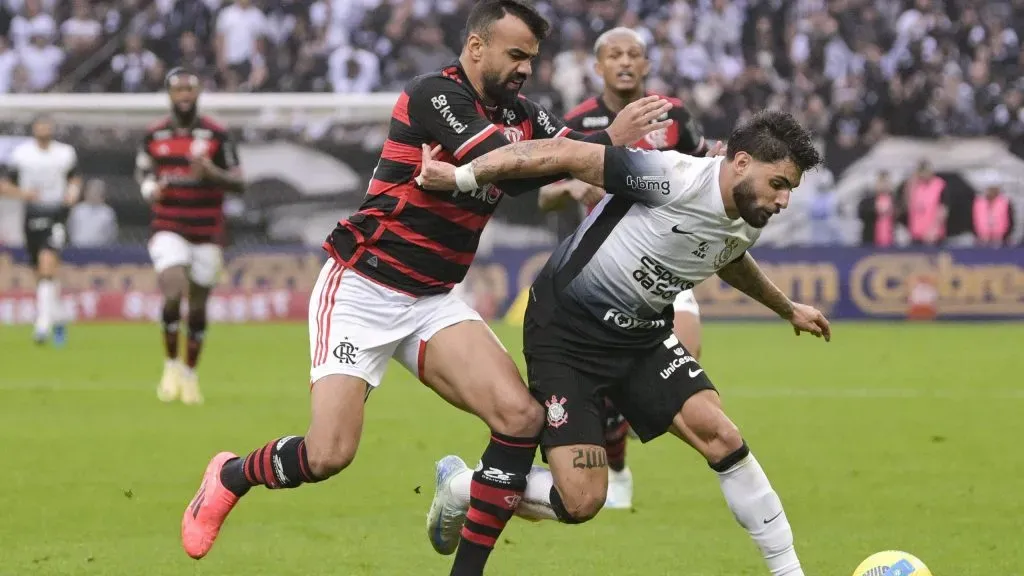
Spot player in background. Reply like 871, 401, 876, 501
135, 67, 244, 405
418, 110, 829, 576
1, 115, 81, 346
537, 27, 712, 509
178, 3, 667, 574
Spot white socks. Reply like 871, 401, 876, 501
450, 465, 559, 521
516, 466, 557, 521
448, 453, 804, 576
717, 452, 803, 576
35, 279, 60, 334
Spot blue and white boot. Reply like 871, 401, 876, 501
426, 455, 470, 555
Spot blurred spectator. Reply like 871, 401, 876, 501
68, 179, 118, 247
328, 43, 378, 93
215, 0, 267, 90
858, 170, 900, 247
905, 160, 948, 246
109, 33, 163, 92
0, 35, 16, 93
973, 180, 1015, 247
806, 176, 840, 245
8, 0, 54, 51
396, 18, 453, 78
18, 27, 61, 91
60, 1, 102, 53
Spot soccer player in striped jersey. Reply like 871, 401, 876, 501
537, 27, 713, 509
135, 68, 244, 405
179, 3, 668, 574
1, 115, 81, 346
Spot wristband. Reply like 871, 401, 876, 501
454, 163, 479, 192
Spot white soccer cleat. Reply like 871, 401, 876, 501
605, 466, 633, 509
157, 360, 182, 403
179, 367, 204, 405
426, 455, 469, 555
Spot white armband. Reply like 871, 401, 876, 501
454, 163, 479, 192
140, 176, 159, 201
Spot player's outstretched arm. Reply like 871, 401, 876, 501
717, 253, 831, 341
417, 138, 607, 192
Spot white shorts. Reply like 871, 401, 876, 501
308, 259, 484, 388
147, 231, 223, 287
673, 289, 700, 317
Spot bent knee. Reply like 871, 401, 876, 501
702, 419, 744, 465
305, 440, 357, 479
489, 396, 544, 438
560, 489, 605, 523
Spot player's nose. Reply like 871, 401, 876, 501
776, 189, 791, 210
516, 61, 533, 77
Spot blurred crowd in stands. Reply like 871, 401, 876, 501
1, 0, 1021, 247
2, 0, 1023, 146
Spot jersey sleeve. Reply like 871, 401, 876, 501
669, 104, 707, 156
406, 76, 506, 162
527, 98, 613, 145
212, 132, 241, 171
602, 147, 684, 207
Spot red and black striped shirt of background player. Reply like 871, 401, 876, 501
325, 61, 613, 297
138, 116, 240, 245
563, 94, 708, 216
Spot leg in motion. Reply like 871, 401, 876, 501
602, 399, 632, 509
413, 319, 543, 575
182, 374, 366, 559
671, 390, 804, 576
179, 281, 211, 405
156, 266, 188, 402
32, 248, 64, 345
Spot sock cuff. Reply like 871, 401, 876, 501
489, 431, 539, 449
709, 440, 750, 473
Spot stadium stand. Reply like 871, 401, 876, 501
0, 0, 1022, 248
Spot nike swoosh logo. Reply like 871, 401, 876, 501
763, 511, 783, 524
688, 368, 703, 378
671, 225, 695, 235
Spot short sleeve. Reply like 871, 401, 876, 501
669, 104, 706, 155
406, 76, 505, 161
602, 147, 683, 207
213, 133, 241, 170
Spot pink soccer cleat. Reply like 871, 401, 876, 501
181, 451, 240, 559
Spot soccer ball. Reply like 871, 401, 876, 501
852, 551, 932, 576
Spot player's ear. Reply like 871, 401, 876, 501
593, 55, 603, 77
465, 33, 485, 62
733, 151, 751, 176
638, 56, 650, 77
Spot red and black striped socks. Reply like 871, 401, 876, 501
220, 436, 319, 497
450, 432, 538, 576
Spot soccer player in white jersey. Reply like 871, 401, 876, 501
1, 116, 81, 346
418, 110, 831, 575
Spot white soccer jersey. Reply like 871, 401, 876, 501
7, 139, 78, 213
531, 148, 760, 345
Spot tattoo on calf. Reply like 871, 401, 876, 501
571, 447, 608, 469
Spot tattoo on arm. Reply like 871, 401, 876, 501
470, 139, 606, 188
571, 447, 608, 470
716, 253, 794, 318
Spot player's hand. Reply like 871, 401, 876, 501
567, 180, 606, 208
705, 140, 726, 157
415, 144, 457, 190
786, 302, 831, 342
190, 156, 216, 180
606, 95, 673, 146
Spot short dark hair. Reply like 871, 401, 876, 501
726, 110, 822, 173
466, 0, 550, 42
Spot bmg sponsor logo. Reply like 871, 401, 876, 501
625, 175, 670, 194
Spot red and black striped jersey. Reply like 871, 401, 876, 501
564, 93, 706, 154
137, 116, 240, 244
564, 92, 708, 216
325, 61, 612, 297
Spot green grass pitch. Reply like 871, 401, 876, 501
1, 321, 1021, 575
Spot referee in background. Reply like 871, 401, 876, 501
1, 115, 82, 346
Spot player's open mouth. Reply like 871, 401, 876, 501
616, 72, 635, 80
506, 79, 524, 89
